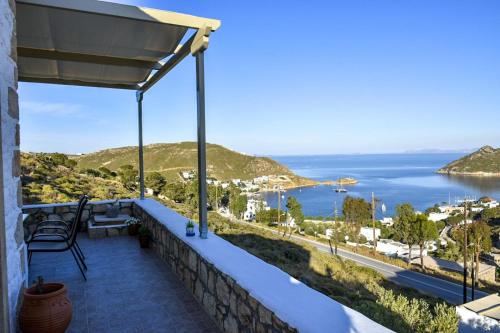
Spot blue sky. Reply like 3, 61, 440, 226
19, 0, 500, 155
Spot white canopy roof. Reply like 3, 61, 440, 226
16, 0, 220, 90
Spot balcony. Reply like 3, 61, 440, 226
28, 234, 219, 333
23, 199, 392, 333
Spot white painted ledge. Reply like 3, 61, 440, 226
134, 198, 393, 333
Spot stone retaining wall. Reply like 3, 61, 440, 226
133, 203, 297, 333
22, 200, 133, 235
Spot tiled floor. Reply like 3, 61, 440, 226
28, 235, 220, 333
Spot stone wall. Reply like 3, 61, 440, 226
0, 0, 23, 331
22, 199, 134, 235
133, 203, 297, 333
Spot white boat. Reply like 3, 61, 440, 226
334, 178, 347, 193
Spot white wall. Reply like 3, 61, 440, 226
457, 307, 500, 333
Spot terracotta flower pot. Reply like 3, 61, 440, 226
19, 283, 72, 333
139, 235, 150, 248
128, 224, 140, 236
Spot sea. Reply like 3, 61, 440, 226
261, 153, 500, 218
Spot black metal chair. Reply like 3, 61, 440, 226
28, 195, 88, 261
27, 195, 89, 280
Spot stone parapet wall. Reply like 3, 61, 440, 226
133, 203, 297, 333
22, 199, 134, 235
0, 0, 23, 331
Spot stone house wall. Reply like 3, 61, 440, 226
0, 0, 23, 331
133, 203, 297, 333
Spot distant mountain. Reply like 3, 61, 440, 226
74, 142, 316, 186
437, 146, 500, 176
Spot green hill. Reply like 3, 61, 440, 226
74, 142, 315, 186
21, 152, 134, 204
438, 146, 500, 176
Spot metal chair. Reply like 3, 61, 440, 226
28, 195, 88, 261
27, 195, 89, 280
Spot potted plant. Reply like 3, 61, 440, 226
19, 276, 72, 333
105, 199, 120, 218
125, 217, 141, 236
186, 220, 195, 237
138, 225, 152, 248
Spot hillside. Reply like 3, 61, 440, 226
437, 146, 500, 176
74, 142, 316, 187
21, 152, 134, 204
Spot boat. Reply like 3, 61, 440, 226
335, 178, 347, 193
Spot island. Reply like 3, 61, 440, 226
437, 145, 500, 176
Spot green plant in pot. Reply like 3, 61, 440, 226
19, 276, 72, 333
138, 225, 152, 248
186, 220, 195, 237
125, 217, 141, 236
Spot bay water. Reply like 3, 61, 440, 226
261, 153, 500, 218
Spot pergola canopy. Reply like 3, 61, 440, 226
16, 0, 220, 91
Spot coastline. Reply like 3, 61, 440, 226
259, 178, 358, 192
437, 170, 500, 177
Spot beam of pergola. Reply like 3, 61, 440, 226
140, 34, 195, 93
18, 47, 164, 70
18, 76, 140, 90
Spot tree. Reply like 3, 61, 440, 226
146, 172, 166, 195
161, 182, 186, 203
342, 196, 371, 250
481, 207, 500, 225
256, 208, 285, 225
394, 203, 417, 263
469, 220, 492, 285
329, 220, 345, 255
414, 214, 438, 269
286, 196, 304, 227
185, 180, 199, 212
229, 186, 247, 219
98, 166, 114, 178
82, 168, 101, 177
117, 164, 137, 190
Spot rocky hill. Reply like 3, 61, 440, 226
73, 142, 315, 187
437, 146, 500, 176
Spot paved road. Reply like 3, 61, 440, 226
230, 217, 489, 305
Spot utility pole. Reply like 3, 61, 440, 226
463, 199, 468, 304
334, 201, 338, 255
277, 186, 281, 225
372, 192, 377, 253
215, 184, 218, 212
471, 242, 475, 301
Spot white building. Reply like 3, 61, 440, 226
428, 212, 449, 222
243, 199, 269, 221
438, 205, 464, 214
483, 200, 499, 209
181, 170, 195, 180
253, 175, 269, 184
360, 227, 381, 242
379, 217, 394, 226
376, 239, 426, 259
